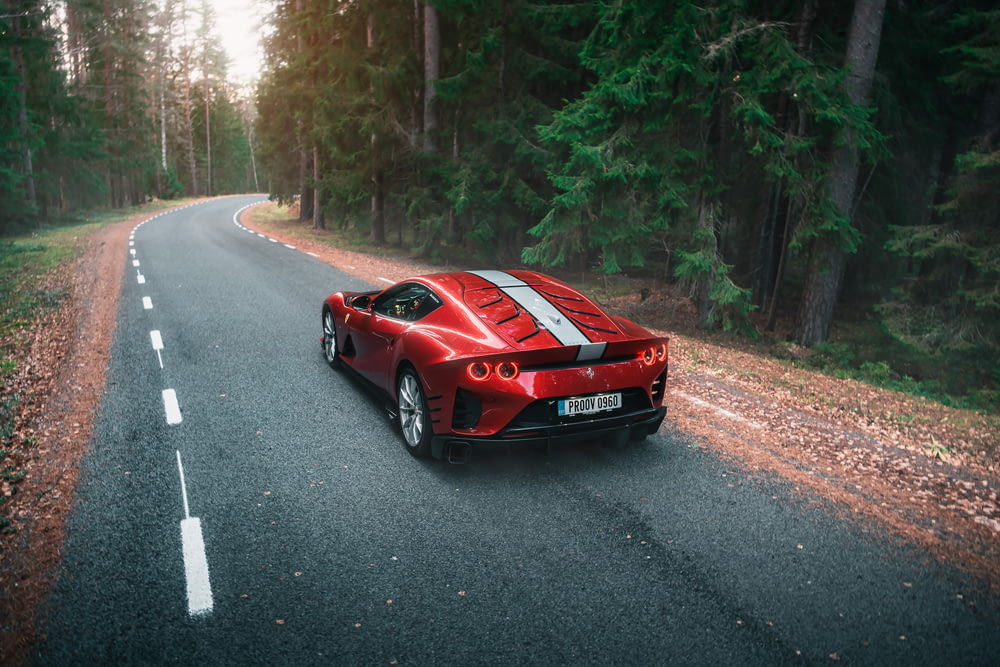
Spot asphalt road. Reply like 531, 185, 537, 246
32, 196, 999, 665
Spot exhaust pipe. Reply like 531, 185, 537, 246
445, 440, 472, 465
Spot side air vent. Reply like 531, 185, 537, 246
342, 335, 356, 356
651, 370, 667, 403
452, 388, 482, 429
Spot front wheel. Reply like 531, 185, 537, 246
397, 367, 432, 458
322, 309, 340, 368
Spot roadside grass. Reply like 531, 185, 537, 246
0, 198, 201, 533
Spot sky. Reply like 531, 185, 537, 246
210, 0, 269, 84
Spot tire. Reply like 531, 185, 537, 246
322, 309, 340, 368
396, 367, 432, 458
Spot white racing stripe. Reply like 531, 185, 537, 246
503, 285, 590, 346
466, 270, 594, 350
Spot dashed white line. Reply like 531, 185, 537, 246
162, 388, 182, 425
137, 272, 146, 284
150, 330, 165, 368
142, 296, 153, 310
176, 450, 213, 617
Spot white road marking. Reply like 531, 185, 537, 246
137, 272, 145, 284
378, 277, 394, 284
283, 244, 296, 250
150, 330, 164, 368
142, 296, 153, 310
162, 388, 182, 425
675, 391, 762, 429
176, 451, 213, 617
133, 259, 140, 267
130, 248, 136, 256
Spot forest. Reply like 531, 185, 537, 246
2, 1, 998, 407
0, 0, 258, 220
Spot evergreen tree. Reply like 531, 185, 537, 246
880, 5, 1000, 387
794, 0, 887, 346
527, 1, 865, 332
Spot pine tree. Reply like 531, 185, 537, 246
794, 0, 887, 346
880, 5, 1000, 385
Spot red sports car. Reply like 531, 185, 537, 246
321, 270, 668, 462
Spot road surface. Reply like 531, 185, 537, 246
32, 196, 999, 665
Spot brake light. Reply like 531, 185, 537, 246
467, 360, 520, 381
467, 362, 491, 381
641, 343, 667, 365
496, 361, 520, 380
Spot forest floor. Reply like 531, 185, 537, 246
1, 201, 998, 662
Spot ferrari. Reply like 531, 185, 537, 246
321, 270, 668, 463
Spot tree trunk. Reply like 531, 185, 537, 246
408, 0, 421, 150
298, 142, 313, 221
695, 193, 717, 330
422, 3, 440, 154
369, 13, 386, 244
764, 0, 816, 331
9, 8, 37, 214
794, 0, 886, 346
204, 80, 212, 196
312, 145, 324, 230
182, 46, 199, 196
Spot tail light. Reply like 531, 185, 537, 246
466, 361, 521, 381
641, 343, 668, 366
467, 362, 491, 381
496, 361, 520, 380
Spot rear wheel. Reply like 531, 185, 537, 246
322, 309, 340, 368
397, 367, 432, 458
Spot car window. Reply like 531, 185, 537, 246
372, 283, 442, 322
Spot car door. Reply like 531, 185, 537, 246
349, 284, 424, 391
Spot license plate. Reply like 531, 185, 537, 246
558, 392, 622, 417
